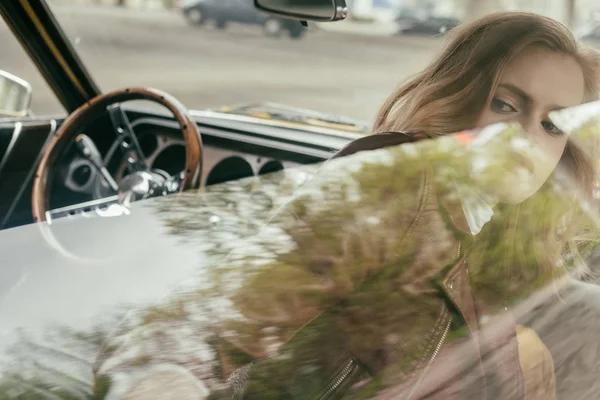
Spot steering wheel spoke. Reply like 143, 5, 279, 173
75, 134, 119, 193
108, 104, 149, 173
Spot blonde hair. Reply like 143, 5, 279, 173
375, 11, 600, 195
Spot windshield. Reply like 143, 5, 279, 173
47, 0, 600, 123
50, 0, 403, 122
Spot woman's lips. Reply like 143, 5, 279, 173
512, 151, 537, 175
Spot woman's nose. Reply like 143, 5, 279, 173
518, 114, 543, 144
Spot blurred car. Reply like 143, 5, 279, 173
179, 0, 306, 39
396, 16, 460, 36
394, 6, 422, 23
578, 24, 600, 42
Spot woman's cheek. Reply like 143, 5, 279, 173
536, 137, 569, 174
475, 109, 509, 130
475, 110, 494, 129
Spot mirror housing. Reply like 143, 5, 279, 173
0, 70, 32, 118
254, 0, 348, 22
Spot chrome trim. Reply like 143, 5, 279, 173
45, 195, 122, 224
1, 120, 56, 229
0, 70, 33, 117
0, 121, 23, 179
335, 6, 348, 20
0, 71, 32, 96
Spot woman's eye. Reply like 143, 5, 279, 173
491, 98, 517, 113
541, 120, 564, 136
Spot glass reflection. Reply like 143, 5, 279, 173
2, 117, 600, 399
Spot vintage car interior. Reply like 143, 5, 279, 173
6, 2, 600, 400
0, 0, 353, 230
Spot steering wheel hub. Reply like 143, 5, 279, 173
117, 171, 164, 206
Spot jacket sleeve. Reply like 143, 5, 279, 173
210, 142, 430, 368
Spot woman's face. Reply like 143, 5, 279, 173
475, 46, 585, 204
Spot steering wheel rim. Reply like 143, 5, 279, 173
32, 87, 203, 223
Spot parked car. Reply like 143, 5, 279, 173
396, 16, 460, 36
579, 24, 600, 42
179, 0, 306, 38
394, 6, 421, 25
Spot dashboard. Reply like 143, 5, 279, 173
0, 109, 348, 230
64, 124, 299, 197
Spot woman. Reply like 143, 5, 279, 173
202, 12, 600, 400
314, 12, 600, 399
200, 13, 598, 399
92, 11, 600, 400
334, 11, 600, 399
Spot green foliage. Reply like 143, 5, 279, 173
140, 301, 189, 325
7, 127, 594, 399
91, 375, 111, 400
127, 130, 599, 397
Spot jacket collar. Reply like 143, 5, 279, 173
333, 132, 479, 237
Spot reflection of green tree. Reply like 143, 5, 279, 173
0, 319, 124, 399
9, 128, 596, 399
92, 130, 600, 399
151, 164, 319, 266
205, 151, 462, 398
0, 305, 144, 399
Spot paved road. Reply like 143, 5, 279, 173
1, 4, 441, 121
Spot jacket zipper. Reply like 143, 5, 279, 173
403, 241, 461, 400
314, 242, 463, 400
314, 357, 358, 400
403, 309, 452, 400
313, 307, 453, 400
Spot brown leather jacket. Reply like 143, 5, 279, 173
216, 132, 528, 399
330, 133, 526, 400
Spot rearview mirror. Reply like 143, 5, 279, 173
0, 70, 32, 117
254, 0, 348, 22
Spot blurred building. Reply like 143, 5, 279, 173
347, 0, 600, 27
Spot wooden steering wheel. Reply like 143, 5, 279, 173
32, 87, 203, 223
